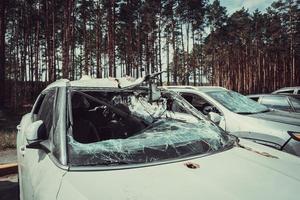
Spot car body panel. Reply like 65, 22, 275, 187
57, 139, 300, 200
17, 113, 31, 199
283, 138, 300, 156
17, 113, 66, 200
249, 110, 300, 126
217, 110, 297, 147
165, 87, 300, 155
17, 79, 300, 200
247, 94, 300, 113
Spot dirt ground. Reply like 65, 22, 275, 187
0, 109, 20, 153
0, 174, 19, 200
0, 109, 20, 151
0, 111, 19, 200
0, 149, 17, 164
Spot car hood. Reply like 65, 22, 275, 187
249, 110, 300, 126
58, 139, 300, 200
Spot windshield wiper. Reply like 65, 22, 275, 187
236, 109, 270, 115
236, 112, 255, 115
256, 109, 270, 113
98, 160, 140, 166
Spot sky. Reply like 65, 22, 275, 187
216, 0, 275, 14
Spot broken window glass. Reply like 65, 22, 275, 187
68, 88, 231, 166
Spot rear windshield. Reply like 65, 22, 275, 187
68, 88, 231, 167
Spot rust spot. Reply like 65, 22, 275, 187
184, 162, 200, 169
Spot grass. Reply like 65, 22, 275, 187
0, 130, 17, 150
0, 109, 21, 151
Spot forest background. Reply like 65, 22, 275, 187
0, 0, 299, 112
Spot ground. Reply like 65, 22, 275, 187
0, 110, 19, 200
0, 174, 19, 200
0, 109, 21, 151
0, 149, 17, 164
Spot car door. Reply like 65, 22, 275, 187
20, 89, 57, 200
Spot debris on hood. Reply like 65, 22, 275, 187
184, 162, 200, 169
238, 143, 279, 159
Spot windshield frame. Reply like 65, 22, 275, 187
66, 86, 234, 169
68, 138, 236, 171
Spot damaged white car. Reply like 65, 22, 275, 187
17, 75, 300, 200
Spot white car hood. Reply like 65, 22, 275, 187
58, 139, 300, 200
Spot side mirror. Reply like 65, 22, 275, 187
208, 112, 221, 124
203, 105, 213, 115
25, 120, 47, 148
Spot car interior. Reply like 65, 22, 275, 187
71, 91, 148, 144
181, 93, 220, 115
70, 90, 184, 144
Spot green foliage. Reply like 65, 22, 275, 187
203, 0, 300, 93
1, 0, 299, 110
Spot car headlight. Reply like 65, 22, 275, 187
288, 131, 300, 141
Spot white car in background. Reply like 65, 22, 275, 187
165, 86, 300, 156
17, 77, 300, 200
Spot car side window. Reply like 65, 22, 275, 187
260, 96, 291, 111
297, 90, 300, 94
36, 90, 56, 138
249, 97, 259, 102
290, 98, 300, 112
181, 92, 220, 115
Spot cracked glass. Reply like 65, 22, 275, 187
68, 88, 231, 166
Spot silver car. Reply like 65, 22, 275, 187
272, 86, 300, 95
248, 94, 300, 113
165, 86, 300, 156
17, 78, 300, 200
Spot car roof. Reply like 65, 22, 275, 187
164, 86, 227, 93
248, 94, 300, 101
273, 86, 300, 92
247, 94, 268, 98
247, 94, 288, 98
44, 76, 138, 91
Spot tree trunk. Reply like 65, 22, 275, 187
171, 9, 177, 84
96, 7, 102, 78
0, 0, 6, 108
158, 13, 162, 85
62, 0, 73, 79
107, 0, 116, 77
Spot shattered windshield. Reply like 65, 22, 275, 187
68, 88, 231, 166
206, 90, 269, 114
